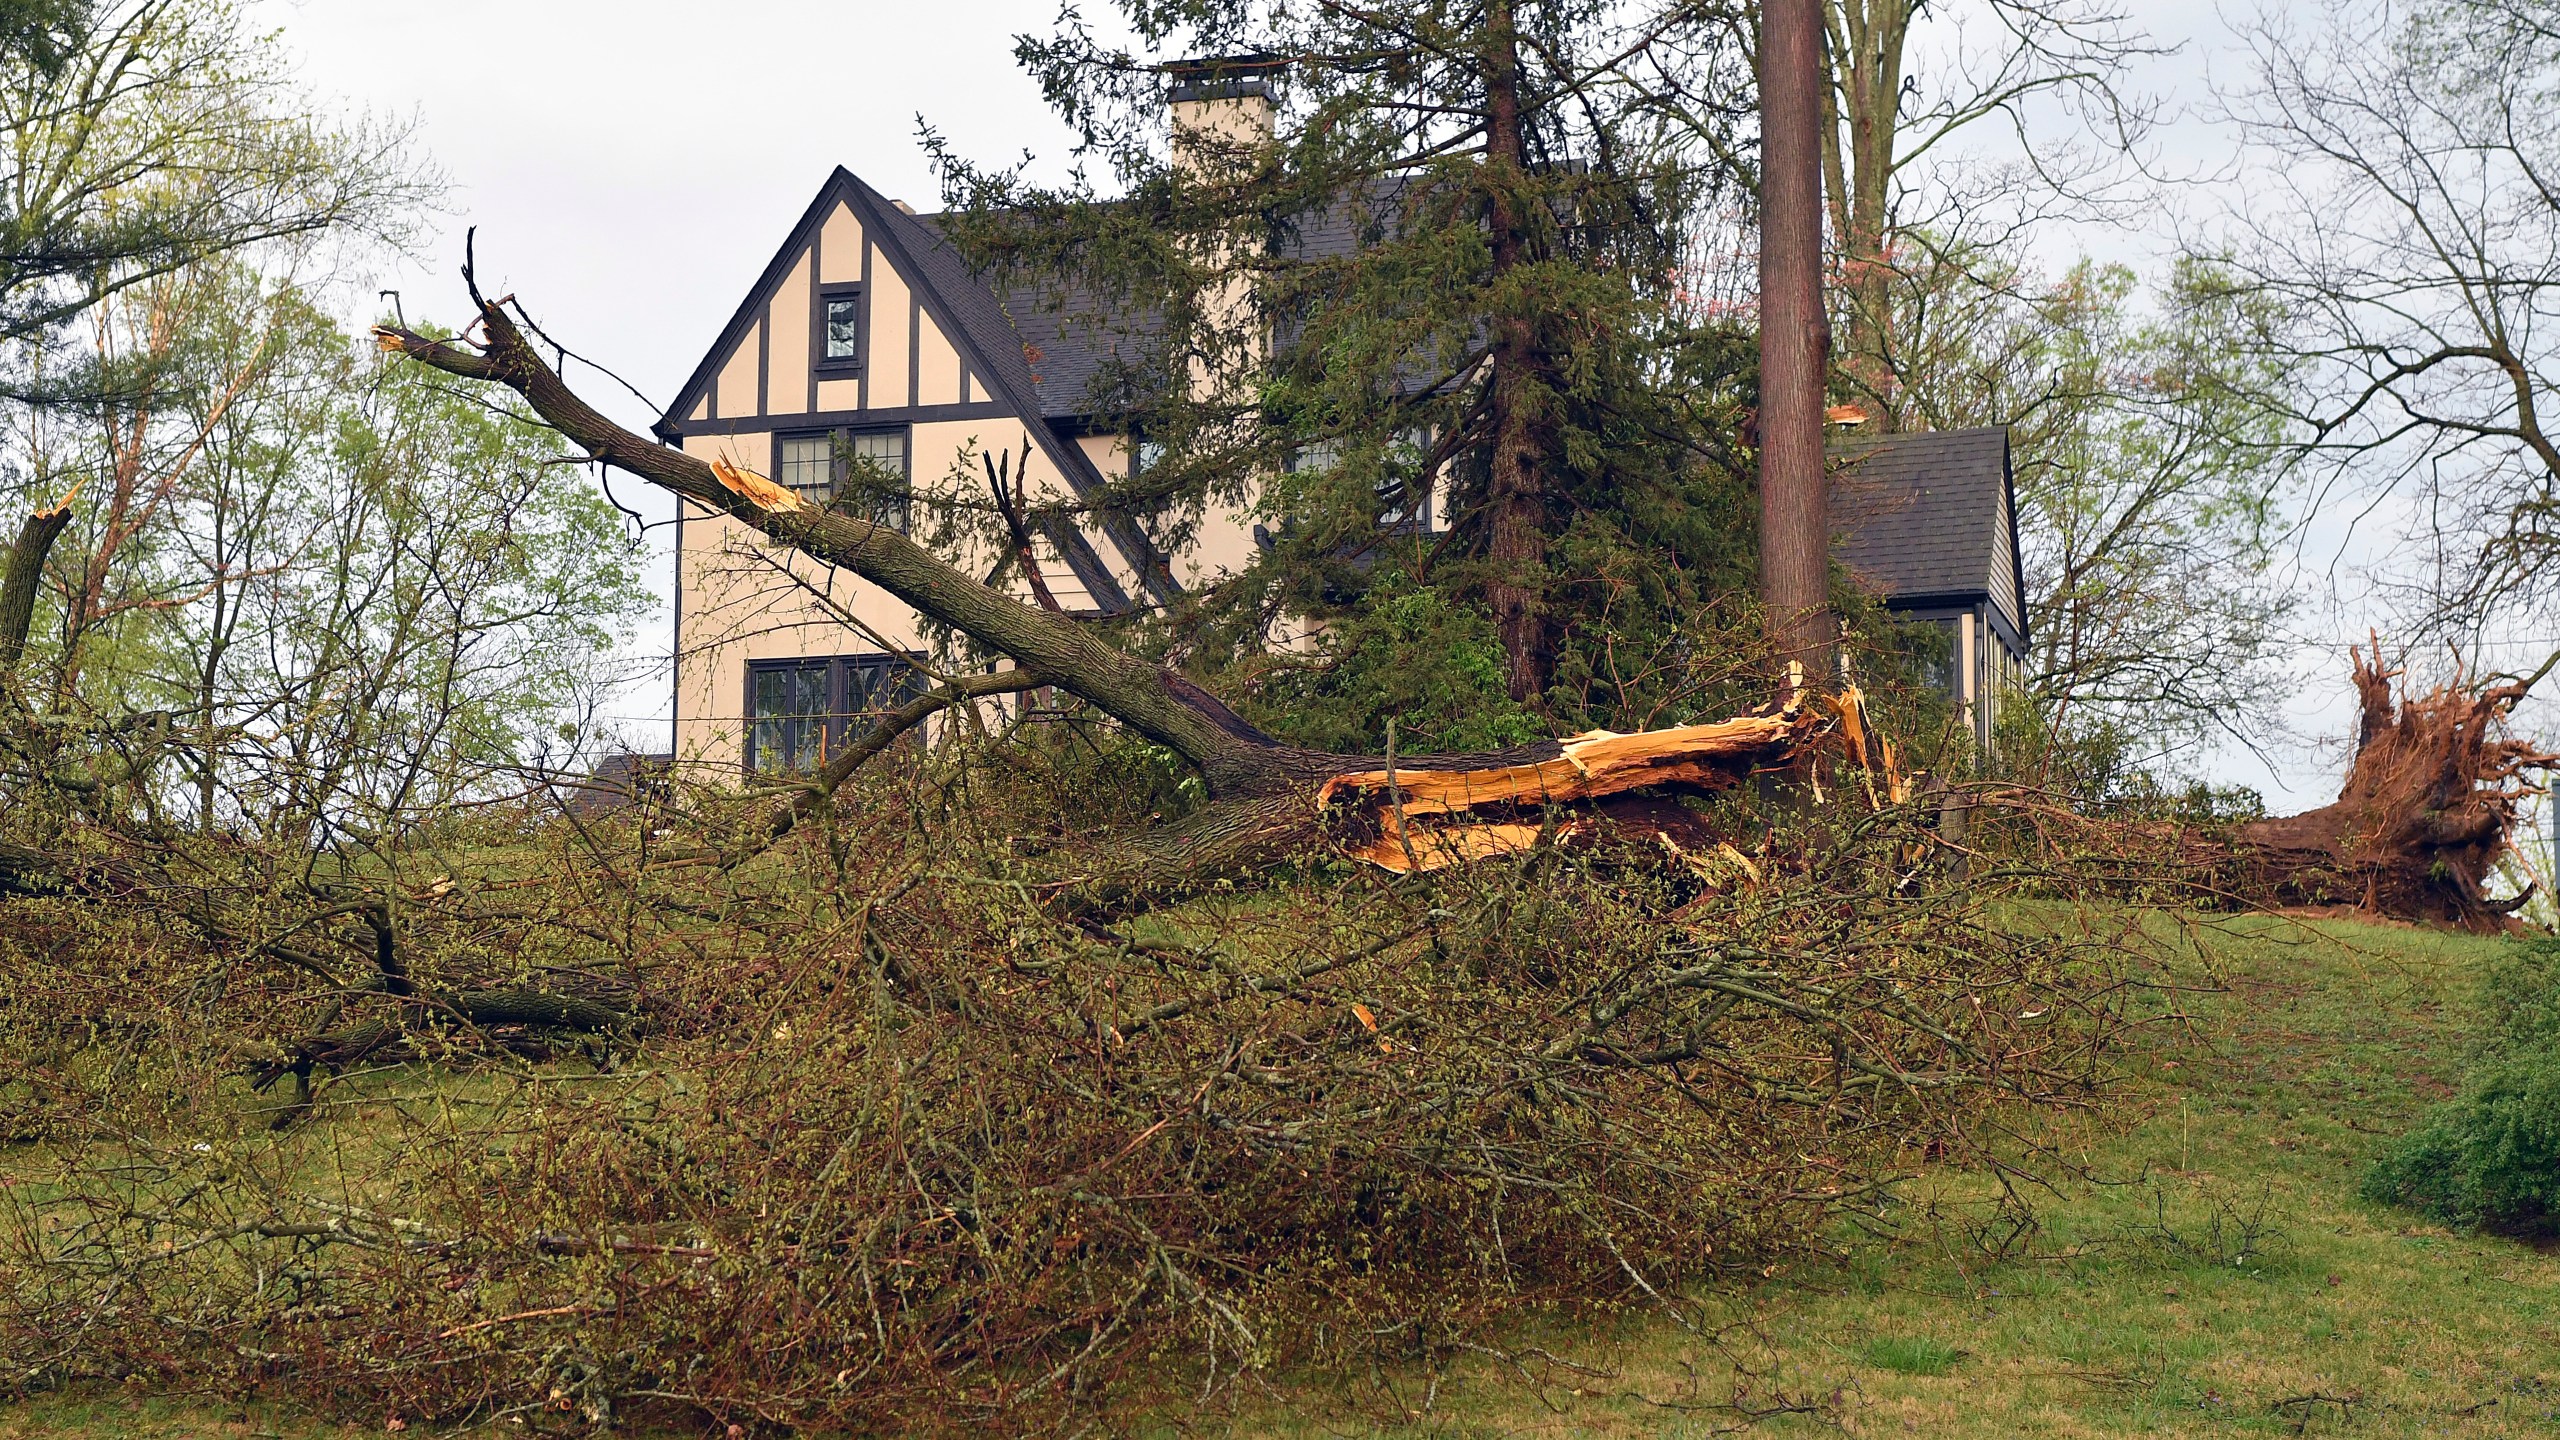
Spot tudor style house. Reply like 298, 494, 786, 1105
651, 73, 2028, 775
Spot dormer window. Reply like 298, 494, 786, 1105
815, 283, 864, 374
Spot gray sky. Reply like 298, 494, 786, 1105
257, 0, 1085, 426
253, 0, 1094, 750
250, 0, 2513, 811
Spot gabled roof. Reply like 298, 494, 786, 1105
925, 178, 1401, 423
1830, 426, 2028, 648
654, 168, 1172, 608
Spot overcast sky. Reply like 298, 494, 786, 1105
244, 0, 2514, 809
249, 0, 1102, 751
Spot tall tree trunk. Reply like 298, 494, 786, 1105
1480, 0, 1553, 705
1760, 0, 1835, 683
1820, 0, 1910, 425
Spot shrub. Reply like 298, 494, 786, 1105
2362, 939, 2560, 1234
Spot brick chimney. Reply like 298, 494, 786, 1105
1168, 53, 1283, 161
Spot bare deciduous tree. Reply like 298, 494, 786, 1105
1894, 253, 2301, 779
1814, 0, 2163, 422
2217, 0, 2560, 642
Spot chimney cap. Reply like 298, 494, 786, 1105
1166, 52, 1287, 104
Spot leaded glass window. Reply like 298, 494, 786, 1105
770, 428, 910, 530
745, 654, 932, 774
820, 289, 863, 368
777, 434, 834, 501
844, 430, 909, 533
748, 661, 832, 774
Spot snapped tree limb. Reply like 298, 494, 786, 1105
0, 484, 77, 682
374, 286, 1817, 884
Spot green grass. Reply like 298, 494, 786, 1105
1860, 1335, 1967, 1377
10, 909, 2557, 1437
1203, 910, 2560, 1438
0, 1393, 365, 1439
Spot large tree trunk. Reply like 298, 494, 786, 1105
1820, 0, 1912, 427
2213, 642, 2557, 930
374, 292, 1816, 891
1758, 0, 1835, 683
1480, 0, 1556, 706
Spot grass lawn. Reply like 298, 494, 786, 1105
8, 909, 2554, 1437
1219, 910, 2560, 1438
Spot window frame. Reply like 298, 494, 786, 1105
1277, 427, 1440, 534
742, 651, 931, 775
813, 281, 866, 377
770, 424, 913, 531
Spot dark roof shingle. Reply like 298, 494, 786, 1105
1830, 426, 2025, 643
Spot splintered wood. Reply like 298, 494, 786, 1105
707, 456, 812, 515
1320, 714, 1804, 873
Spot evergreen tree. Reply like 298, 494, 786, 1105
930, 0, 1761, 740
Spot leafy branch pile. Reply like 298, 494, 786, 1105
0, 737, 2137, 1432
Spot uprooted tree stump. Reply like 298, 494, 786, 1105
2214, 641, 2557, 930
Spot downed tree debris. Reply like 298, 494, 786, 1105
1992, 640, 2557, 931
1324, 711, 1811, 872
374, 277, 1823, 898
2221, 640, 2558, 929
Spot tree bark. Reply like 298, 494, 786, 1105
1480, 0, 1555, 705
1759, 0, 1836, 685
0, 491, 75, 682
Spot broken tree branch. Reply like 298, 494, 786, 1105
375, 276, 1819, 891
0, 484, 77, 683
985, 440, 1063, 615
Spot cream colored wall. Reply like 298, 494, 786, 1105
1070, 431, 1279, 592
917, 322, 962, 408
867, 244, 911, 409
819, 205, 863, 283
696, 201, 985, 436
714, 319, 759, 418
1171, 94, 1276, 159
912, 419, 1141, 614
767, 252, 811, 417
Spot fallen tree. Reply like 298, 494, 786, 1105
373, 278, 2560, 931
2220, 641, 2558, 929
372, 279, 1820, 892
1986, 641, 2557, 932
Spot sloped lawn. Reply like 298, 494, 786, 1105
7, 910, 2553, 1438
